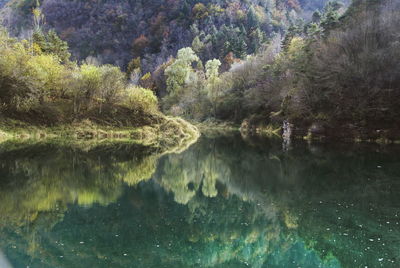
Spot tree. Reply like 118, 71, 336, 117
132, 35, 150, 57
98, 65, 126, 112
247, 6, 259, 30
281, 25, 301, 52
45, 30, 71, 63
205, 59, 220, 81
287, 0, 301, 10
249, 28, 264, 53
205, 59, 221, 117
122, 86, 158, 114
192, 3, 208, 19
139, 72, 154, 89
0, 29, 67, 111
32, 0, 44, 32
191, 36, 204, 54
320, 1, 341, 33
164, 47, 199, 95
312, 10, 322, 23
222, 52, 236, 71
127, 57, 141, 81
33, 30, 71, 63
76, 64, 102, 112
237, 39, 248, 58
32, 30, 46, 52
306, 22, 323, 39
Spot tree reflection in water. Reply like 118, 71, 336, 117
0, 135, 399, 267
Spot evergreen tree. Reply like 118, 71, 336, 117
237, 39, 248, 58
320, 1, 341, 33
192, 36, 204, 54
33, 29, 71, 63
281, 25, 297, 52
312, 10, 322, 23
249, 28, 264, 53
247, 5, 259, 30
46, 30, 71, 62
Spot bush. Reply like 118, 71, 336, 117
0, 29, 67, 111
0, 27, 162, 126
122, 86, 158, 114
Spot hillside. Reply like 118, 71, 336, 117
208, 0, 400, 140
0, 0, 338, 72
2, 0, 397, 142
0, 27, 199, 147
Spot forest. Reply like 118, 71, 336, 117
0, 1, 399, 267
0, 0, 399, 142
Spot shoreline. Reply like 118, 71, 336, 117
0, 116, 201, 152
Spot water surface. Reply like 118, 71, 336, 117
0, 134, 399, 267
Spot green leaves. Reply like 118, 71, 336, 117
0, 27, 161, 122
33, 29, 71, 63
122, 86, 158, 114
165, 47, 199, 94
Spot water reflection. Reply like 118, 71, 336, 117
0, 135, 399, 267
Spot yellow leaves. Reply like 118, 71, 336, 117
80, 63, 101, 80
284, 37, 308, 70
122, 86, 158, 113
235, 9, 246, 21
141, 72, 151, 81
26, 54, 64, 95
77, 191, 113, 206
192, 3, 208, 19
28, 54, 62, 76
274, 37, 306, 69
78, 64, 102, 97
0, 31, 67, 102
32, 6, 44, 31
208, 4, 224, 15
0, 27, 160, 116
254, 5, 267, 22
287, 37, 306, 56
32, 42, 43, 54
283, 210, 298, 229
32, 7, 42, 20
120, 156, 157, 186
127, 57, 141, 76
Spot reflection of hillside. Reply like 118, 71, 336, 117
0, 136, 342, 268
0, 132, 200, 227
0, 135, 398, 267
154, 136, 286, 219
154, 136, 400, 267
0, 140, 163, 229
0, 187, 336, 268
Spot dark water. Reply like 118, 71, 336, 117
0, 134, 399, 268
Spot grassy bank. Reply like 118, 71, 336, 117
0, 115, 200, 152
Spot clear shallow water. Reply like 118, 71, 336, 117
0, 134, 399, 268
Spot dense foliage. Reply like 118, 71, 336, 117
1, 0, 335, 72
0, 27, 162, 126
157, 0, 400, 140
1, 0, 399, 141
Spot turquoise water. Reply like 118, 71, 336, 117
0, 134, 399, 267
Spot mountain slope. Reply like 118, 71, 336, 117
0, 0, 332, 72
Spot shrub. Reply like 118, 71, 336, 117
122, 86, 158, 113
0, 29, 67, 111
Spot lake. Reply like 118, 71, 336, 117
0, 133, 399, 268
